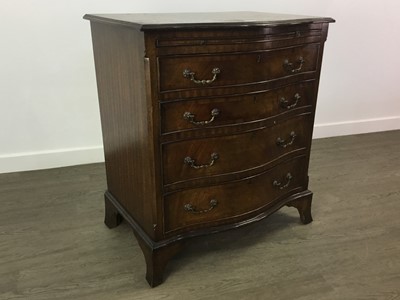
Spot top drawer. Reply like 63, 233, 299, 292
153, 24, 324, 55
158, 43, 320, 93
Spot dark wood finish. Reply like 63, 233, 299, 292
134, 231, 183, 287
287, 193, 313, 224
83, 12, 334, 30
104, 196, 123, 229
158, 43, 319, 92
164, 155, 308, 233
154, 23, 324, 55
163, 113, 312, 185
161, 80, 316, 133
85, 12, 334, 287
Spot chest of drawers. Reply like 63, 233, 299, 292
84, 12, 334, 287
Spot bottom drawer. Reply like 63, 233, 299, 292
164, 156, 308, 233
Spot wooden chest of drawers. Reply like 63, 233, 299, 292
84, 12, 334, 287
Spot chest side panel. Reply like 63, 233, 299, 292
90, 22, 159, 238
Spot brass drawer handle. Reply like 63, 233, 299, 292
283, 57, 305, 73
184, 152, 219, 169
183, 67, 221, 85
273, 173, 293, 190
183, 108, 220, 126
276, 131, 296, 148
184, 199, 218, 214
280, 93, 301, 109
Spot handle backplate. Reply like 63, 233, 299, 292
183, 67, 221, 85
280, 93, 301, 109
184, 199, 218, 214
183, 108, 220, 126
276, 131, 297, 148
283, 57, 305, 73
273, 173, 293, 190
184, 152, 219, 169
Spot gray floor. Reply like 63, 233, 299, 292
1, 130, 399, 300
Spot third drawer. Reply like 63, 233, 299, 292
162, 112, 312, 185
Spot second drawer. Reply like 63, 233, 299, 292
162, 113, 312, 185
161, 80, 316, 134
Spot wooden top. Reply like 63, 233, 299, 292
83, 11, 335, 31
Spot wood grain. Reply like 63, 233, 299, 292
161, 80, 316, 134
83, 12, 334, 30
158, 43, 320, 92
164, 155, 308, 233
90, 22, 161, 240
0, 130, 399, 299
162, 113, 312, 186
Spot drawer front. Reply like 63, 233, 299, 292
163, 113, 312, 185
164, 155, 308, 233
161, 80, 316, 134
158, 43, 319, 92
154, 24, 323, 55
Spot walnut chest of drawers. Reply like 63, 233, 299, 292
84, 12, 334, 287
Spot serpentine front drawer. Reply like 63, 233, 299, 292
161, 80, 316, 134
158, 43, 320, 92
164, 155, 308, 234
162, 113, 313, 186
